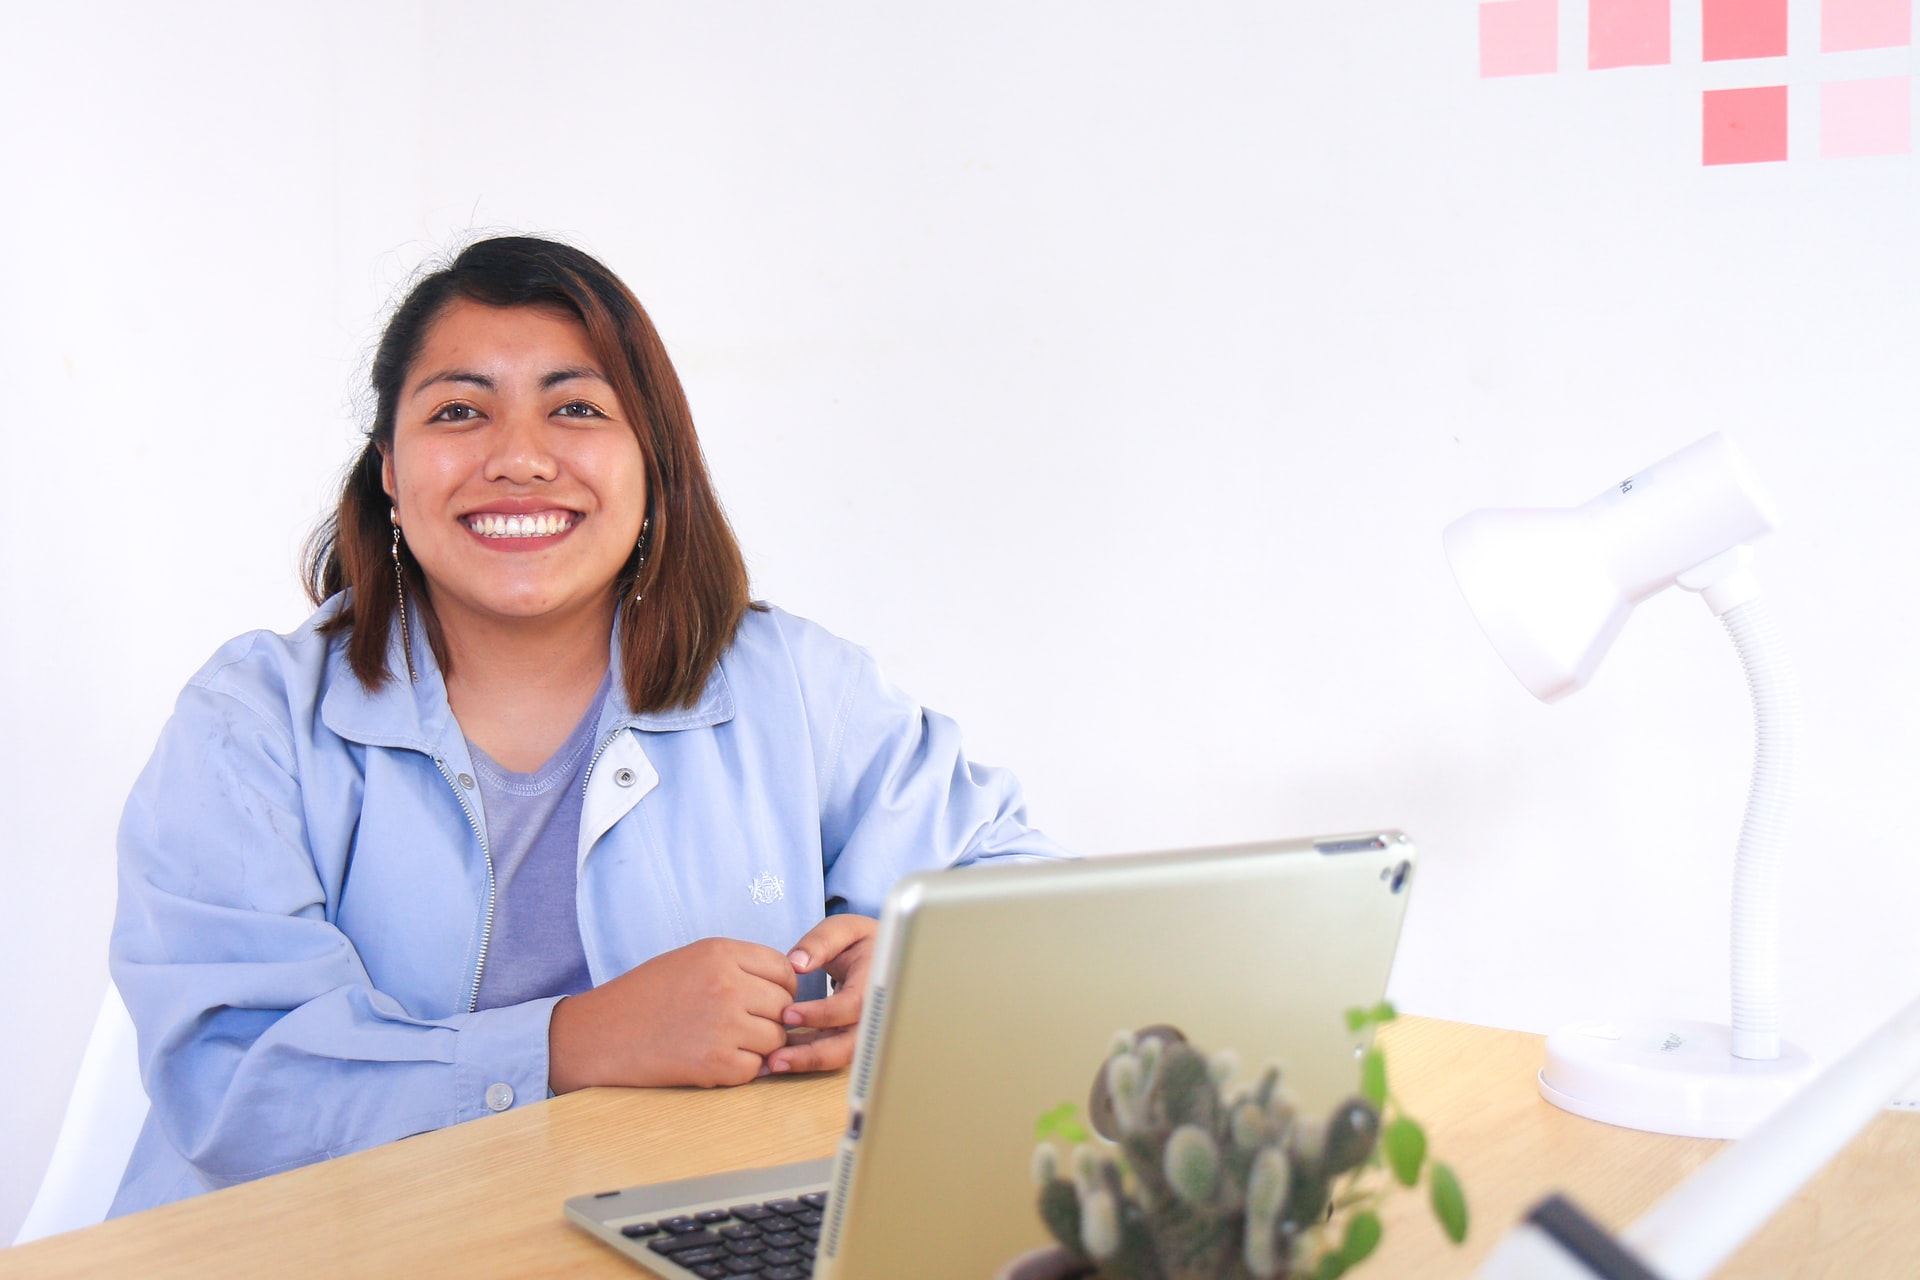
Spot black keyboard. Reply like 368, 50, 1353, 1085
619, 1191, 829, 1279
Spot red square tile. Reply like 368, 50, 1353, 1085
1822, 78, 1911, 158
1591, 0, 1671, 69
1703, 86, 1789, 165
1704, 0, 1788, 60
1822, 0, 1911, 52
1481, 0, 1558, 77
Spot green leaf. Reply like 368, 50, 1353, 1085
1313, 1251, 1349, 1280
1346, 1001, 1398, 1035
1384, 1117, 1426, 1187
1338, 1210, 1382, 1265
1429, 1161, 1469, 1244
1035, 1102, 1089, 1144
1359, 1049, 1387, 1107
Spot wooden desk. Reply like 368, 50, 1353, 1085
4, 1018, 1913, 1278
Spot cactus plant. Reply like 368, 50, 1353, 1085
1030, 1007, 1467, 1280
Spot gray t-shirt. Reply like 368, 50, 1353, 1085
468, 678, 608, 1011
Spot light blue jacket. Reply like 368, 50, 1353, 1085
109, 599, 1066, 1215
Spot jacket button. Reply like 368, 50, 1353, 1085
485, 1082, 514, 1112
458, 773, 475, 789
614, 768, 636, 787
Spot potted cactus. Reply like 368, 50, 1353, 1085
1011, 1006, 1466, 1280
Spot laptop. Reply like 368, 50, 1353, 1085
566, 831, 1418, 1279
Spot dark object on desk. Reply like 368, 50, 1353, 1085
619, 1190, 829, 1279
595, 1182, 837, 1280
571, 1158, 834, 1280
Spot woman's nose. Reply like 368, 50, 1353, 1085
485, 406, 559, 483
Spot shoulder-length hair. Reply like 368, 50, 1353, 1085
304, 236, 751, 711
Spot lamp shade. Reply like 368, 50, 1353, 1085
1443, 434, 1779, 702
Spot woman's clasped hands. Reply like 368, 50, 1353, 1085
547, 914, 877, 1092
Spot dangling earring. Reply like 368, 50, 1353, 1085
391, 507, 418, 683
632, 516, 652, 602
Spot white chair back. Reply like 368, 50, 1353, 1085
13, 985, 148, 1245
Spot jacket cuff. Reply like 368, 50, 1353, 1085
452, 996, 563, 1120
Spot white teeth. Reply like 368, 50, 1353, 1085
470, 513, 572, 539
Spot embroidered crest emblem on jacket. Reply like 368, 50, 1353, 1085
748, 871, 786, 905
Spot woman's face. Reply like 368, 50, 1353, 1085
382, 299, 648, 636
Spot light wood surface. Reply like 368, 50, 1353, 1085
1362, 1019, 1919, 1279
0, 1071, 848, 1279
4, 1017, 1913, 1278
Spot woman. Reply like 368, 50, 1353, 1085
108, 236, 1065, 1215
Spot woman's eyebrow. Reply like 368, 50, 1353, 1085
540, 365, 610, 389
409, 368, 492, 396
407, 366, 609, 396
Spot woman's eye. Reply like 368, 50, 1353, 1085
555, 400, 606, 419
429, 403, 480, 423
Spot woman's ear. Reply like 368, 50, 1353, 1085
379, 448, 396, 504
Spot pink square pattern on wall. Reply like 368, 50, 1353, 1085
1704, 0, 1789, 60
1704, 85, 1790, 164
1479, 2, 1911, 166
1480, 0, 1558, 77
1822, 0, 1911, 52
1822, 78, 1912, 156
1591, 0, 1672, 68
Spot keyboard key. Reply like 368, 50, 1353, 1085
764, 1199, 807, 1216
731, 1204, 777, 1221
649, 1231, 723, 1254
764, 1267, 805, 1280
790, 1210, 822, 1227
721, 1225, 764, 1241
797, 1225, 820, 1242
763, 1231, 802, 1248
693, 1266, 730, 1280
723, 1258, 764, 1275
672, 1245, 731, 1266
664, 1216, 703, 1233
697, 1209, 732, 1224
799, 1192, 827, 1210
726, 1238, 768, 1255
763, 1248, 801, 1265
620, 1222, 660, 1238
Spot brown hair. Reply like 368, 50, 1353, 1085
304, 236, 752, 711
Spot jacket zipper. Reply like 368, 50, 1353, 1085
440, 728, 623, 1013
579, 726, 627, 799
435, 756, 497, 1014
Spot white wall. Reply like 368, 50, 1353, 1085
4, 0, 1916, 1242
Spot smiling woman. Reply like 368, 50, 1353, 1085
388, 302, 652, 636
379, 301, 655, 770
105, 237, 1068, 1216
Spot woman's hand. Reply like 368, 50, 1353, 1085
548, 937, 798, 1091
767, 914, 879, 1075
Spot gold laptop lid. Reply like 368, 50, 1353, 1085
819, 832, 1417, 1279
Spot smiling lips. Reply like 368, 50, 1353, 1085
463, 511, 576, 539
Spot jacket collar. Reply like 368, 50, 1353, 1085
320, 598, 734, 752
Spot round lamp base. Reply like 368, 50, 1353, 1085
1538, 1018, 1816, 1139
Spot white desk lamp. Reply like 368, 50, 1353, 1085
1444, 433, 1814, 1138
